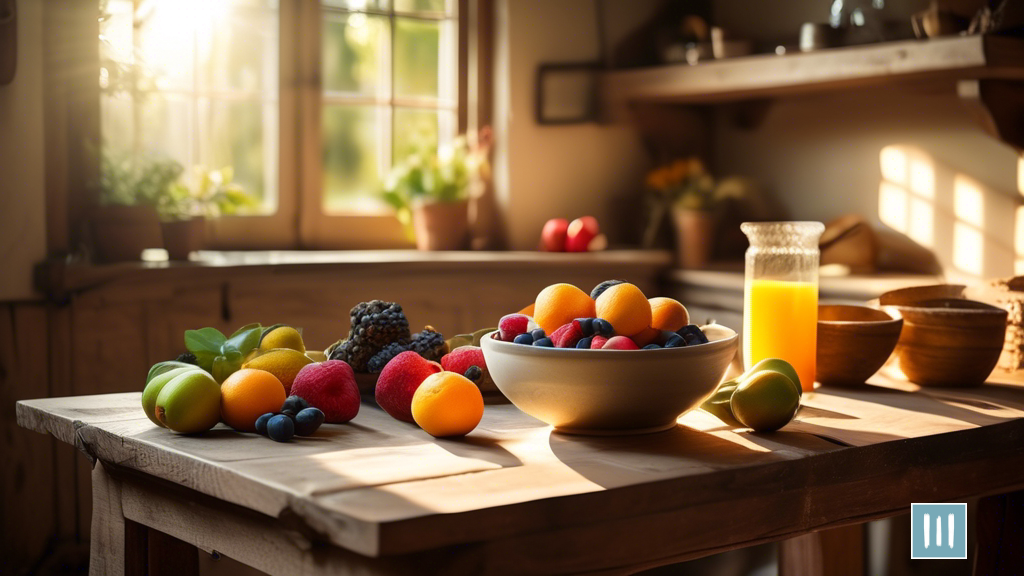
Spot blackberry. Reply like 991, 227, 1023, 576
332, 300, 411, 371
176, 352, 198, 365
408, 326, 447, 362
366, 341, 412, 373
590, 279, 625, 300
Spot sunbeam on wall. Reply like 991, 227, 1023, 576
878, 145, 1019, 281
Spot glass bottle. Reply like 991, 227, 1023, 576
740, 222, 825, 393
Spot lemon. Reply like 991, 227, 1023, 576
731, 370, 800, 432
259, 325, 305, 354
242, 348, 313, 394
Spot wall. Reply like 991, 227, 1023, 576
0, 0, 47, 301
493, 0, 660, 250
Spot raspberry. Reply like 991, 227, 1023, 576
590, 335, 609, 349
498, 314, 531, 342
551, 321, 584, 348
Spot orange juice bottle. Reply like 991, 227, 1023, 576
741, 222, 825, 392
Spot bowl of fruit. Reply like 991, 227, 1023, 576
481, 281, 739, 435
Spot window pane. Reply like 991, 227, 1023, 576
393, 18, 440, 99
322, 105, 386, 212
200, 98, 275, 211
393, 108, 437, 164
394, 0, 449, 14
200, 8, 278, 93
323, 13, 389, 96
323, 0, 391, 10
138, 94, 193, 167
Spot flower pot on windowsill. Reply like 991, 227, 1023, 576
672, 207, 715, 269
412, 199, 469, 251
161, 217, 206, 261
89, 205, 164, 263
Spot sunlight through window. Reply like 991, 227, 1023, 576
1018, 154, 1024, 197
880, 146, 907, 185
879, 181, 908, 233
909, 198, 934, 248
910, 160, 935, 199
953, 222, 983, 276
954, 176, 985, 228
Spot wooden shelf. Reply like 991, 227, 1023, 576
602, 35, 1024, 105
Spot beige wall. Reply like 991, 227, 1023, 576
0, 0, 47, 301
493, 0, 659, 250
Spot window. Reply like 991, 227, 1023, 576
98, 0, 468, 248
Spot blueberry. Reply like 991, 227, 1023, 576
281, 395, 310, 417
643, 344, 662, 350
664, 334, 685, 348
294, 407, 325, 437
532, 337, 554, 347
530, 328, 546, 340
267, 414, 295, 442
593, 319, 614, 336
513, 333, 534, 345
255, 412, 275, 436
576, 337, 593, 349
575, 318, 595, 336
677, 325, 709, 345
464, 365, 483, 382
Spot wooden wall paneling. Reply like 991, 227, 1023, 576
142, 283, 228, 367
47, 303, 81, 545
0, 304, 56, 572
71, 298, 149, 395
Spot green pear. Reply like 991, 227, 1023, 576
142, 367, 201, 427
155, 370, 222, 434
745, 358, 802, 396
146, 361, 198, 385
700, 378, 742, 426
731, 370, 800, 432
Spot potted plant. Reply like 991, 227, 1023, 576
382, 136, 483, 251
159, 166, 256, 260
93, 150, 181, 262
642, 158, 717, 269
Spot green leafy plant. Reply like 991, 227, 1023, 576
381, 136, 481, 240
99, 149, 184, 213
185, 323, 263, 383
163, 166, 260, 221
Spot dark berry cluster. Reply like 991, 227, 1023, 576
329, 300, 411, 371
175, 352, 199, 365
365, 326, 447, 373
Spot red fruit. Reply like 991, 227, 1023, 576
499, 313, 531, 342
551, 321, 584, 348
540, 218, 569, 252
565, 216, 599, 252
603, 335, 639, 350
441, 346, 486, 375
590, 335, 609, 349
290, 360, 360, 424
375, 351, 442, 422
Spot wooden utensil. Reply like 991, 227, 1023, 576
816, 305, 903, 387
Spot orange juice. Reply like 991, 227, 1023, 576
744, 279, 818, 392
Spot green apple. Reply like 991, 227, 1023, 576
746, 358, 802, 396
142, 366, 201, 427
700, 378, 742, 426
155, 370, 221, 434
146, 361, 199, 385
731, 370, 800, 432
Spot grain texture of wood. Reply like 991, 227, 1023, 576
778, 524, 864, 576
90, 461, 126, 576
17, 368, 1024, 570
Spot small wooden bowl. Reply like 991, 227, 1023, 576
816, 305, 903, 387
881, 287, 1008, 387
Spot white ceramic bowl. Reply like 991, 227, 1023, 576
480, 326, 738, 435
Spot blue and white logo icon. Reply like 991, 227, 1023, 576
911, 503, 967, 559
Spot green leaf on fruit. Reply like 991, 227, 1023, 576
230, 323, 262, 339
185, 327, 226, 355
224, 325, 262, 355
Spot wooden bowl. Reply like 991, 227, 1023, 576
481, 327, 738, 435
878, 284, 967, 306
884, 293, 1008, 387
816, 305, 903, 387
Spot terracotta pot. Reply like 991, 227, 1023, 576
672, 208, 715, 269
161, 217, 206, 261
90, 205, 164, 263
412, 199, 469, 251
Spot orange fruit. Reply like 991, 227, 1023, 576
518, 302, 536, 316
649, 297, 689, 332
220, 369, 287, 432
631, 326, 660, 347
533, 283, 595, 333
411, 371, 484, 437
595, 283, 652, 337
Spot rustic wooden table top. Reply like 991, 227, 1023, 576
16, 367, 1024, 574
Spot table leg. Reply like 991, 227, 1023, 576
147, 527, 199, 576
779, 524, 865, 576
974, 490, 1024, 576
89, 461, 127, 576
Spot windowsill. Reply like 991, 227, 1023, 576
37, 249, 674, 300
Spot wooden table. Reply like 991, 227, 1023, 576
16, 367, 1024, 576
